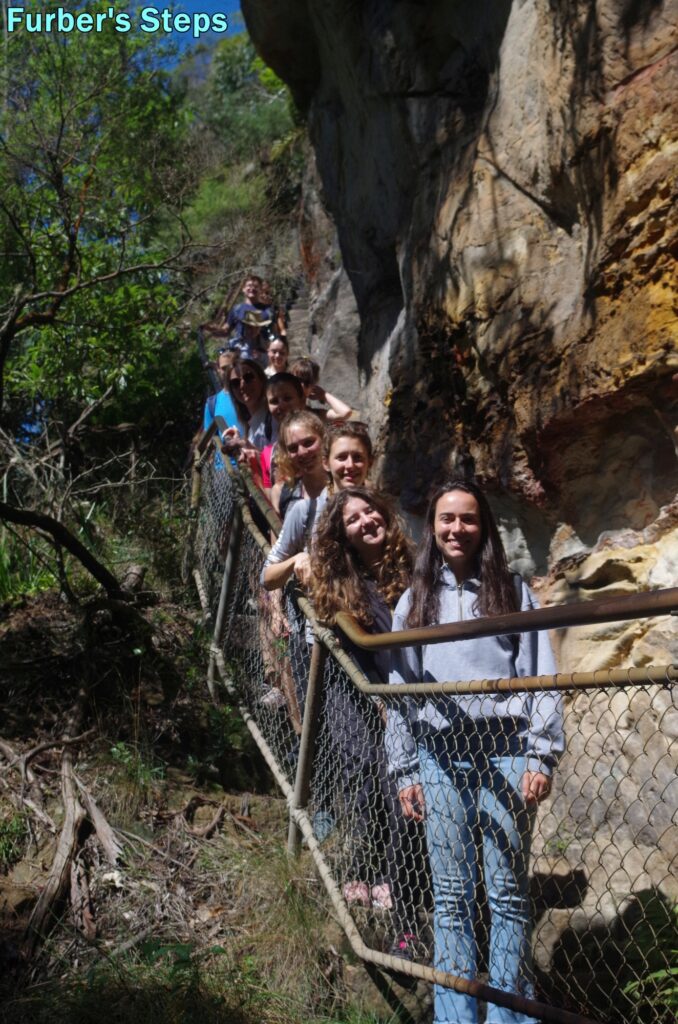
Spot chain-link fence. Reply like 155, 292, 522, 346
186, 425, 678, 1024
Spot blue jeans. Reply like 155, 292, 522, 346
419, 732, 536, 1024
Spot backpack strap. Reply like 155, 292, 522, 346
512, 572, 524, 610
510, 573, 524, 661
303, 498, 317, 548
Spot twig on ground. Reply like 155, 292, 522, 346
186, 804, 225, 839
74, 775, 124, 866
23, 684, 90, 956
114, 827, 200, 873
0, 730, 95, 782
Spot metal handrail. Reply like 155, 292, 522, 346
334, 588, 678, 649
232, 461, 678, 653
190, 459, 677, 1024
195, 415, 225, 456
232, 463, 678, 697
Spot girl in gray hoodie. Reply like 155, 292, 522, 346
386, 479, 564, 1024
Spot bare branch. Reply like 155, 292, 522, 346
0, 500, 123, 597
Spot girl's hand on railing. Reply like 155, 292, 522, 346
398, 784, 426, 822
522, 770, 551, 806
239, 441, 263, 488
221, 427, 244, 455
292, 551, 312, 587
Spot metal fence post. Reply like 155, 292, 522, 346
287, 639, 327, 858
207, 503, 243, 701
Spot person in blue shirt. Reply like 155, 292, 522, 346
201, 350, 240, 472
203, 350, 239, 434
225, 274, 274, 344
386, 478, 564, 1024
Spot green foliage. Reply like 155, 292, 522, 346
179, 168, 267, 240
0, 528, 57, 603
110, 741, 165, 791
621, 895, 678, 1024
0, 0, 197, 414
0, 812, 26, 871
203, 35, 295, 162
1, 932, 386, 1023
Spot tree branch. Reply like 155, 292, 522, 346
0, 501, 123, 598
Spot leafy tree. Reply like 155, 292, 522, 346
202, 34, 295, 162
0, 0, 197, 417
0, 1, 207, 596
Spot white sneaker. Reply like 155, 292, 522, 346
260, 688, 286, 709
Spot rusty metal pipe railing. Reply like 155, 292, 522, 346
207, 504, 243, 701
218, 469, 678, 701
195, 416, 221, 457
239, 463, 283, 536
308, 623, 678, 697
287, 802, 603, 1024
234, 519, 678, 699
211, 629, 605, 1024
238, 497, 272, 557
195, 464, 651, 1024
287, 640, 327, 857
335, 586, 678, 650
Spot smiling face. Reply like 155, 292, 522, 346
267, 382, 303, 422
283, 423, 323, 476
242, 277, 260, 303
433, 489, 483, 580
342, 496, 387, 566
267, 340, 288, 373
230, 366, 264, 410
324, 436, 371, 490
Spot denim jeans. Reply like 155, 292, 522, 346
419, 731, 537, 1024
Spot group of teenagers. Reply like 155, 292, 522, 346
205, 355, 565, 1024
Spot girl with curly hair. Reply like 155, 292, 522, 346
309, 489, 424, 956
262, 420, 373, 591
311, 486, 411, 643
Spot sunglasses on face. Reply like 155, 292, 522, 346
231, 372, 257, 388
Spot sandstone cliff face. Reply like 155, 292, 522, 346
243, 2, 678, 1007
244, 0, 677, 558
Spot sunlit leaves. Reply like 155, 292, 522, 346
0, 0, 194, 416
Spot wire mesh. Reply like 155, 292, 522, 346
219, 526, 304, 787
193, 455, 237, 620
188, 461, 678, 1024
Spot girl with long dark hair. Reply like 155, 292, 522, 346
386, 478, 564, 1024
226, 357, 272, 451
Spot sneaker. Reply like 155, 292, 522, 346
260, 687, 286, 709
311, 810, 335, 843
388, 932, 421, 990
371, 883, 393, 910
343, 881, 371, 907
390, 932, 420, 960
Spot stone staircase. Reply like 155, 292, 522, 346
285, 286, 311, 358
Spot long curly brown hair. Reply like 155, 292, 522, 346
310, 487, 413, 627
